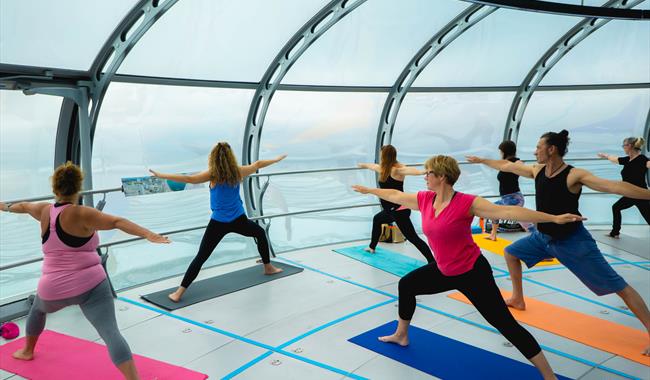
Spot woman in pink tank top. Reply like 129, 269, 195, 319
353, 155, 583, 380
1, 162, 169, 380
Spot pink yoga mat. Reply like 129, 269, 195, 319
0, 330, 208, 380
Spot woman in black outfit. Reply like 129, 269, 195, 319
357, 145, 434, 263
485, 140, 533, 241
598, 137, 650, 238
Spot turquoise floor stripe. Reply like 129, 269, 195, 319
118, 297, 368, 380
333, 245, 427, 277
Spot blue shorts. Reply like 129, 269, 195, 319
504, 224, 627, 296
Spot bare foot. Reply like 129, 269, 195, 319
484, 235, 497, 241
378, 333, 409, 346
363, 247, 375, 253
643, 344, 650, 356
256, 259, 263, 264
264, 265, 284, 275
168, 291, 182, 303
12, 349, 34, 361
505, 296, 526, 311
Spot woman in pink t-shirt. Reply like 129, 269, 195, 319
1, 162, 170, 380
353, 155, 583, 380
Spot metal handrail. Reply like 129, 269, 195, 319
1, 157, 606, 200
0, 203, 377, 271
2, 186, 123, 204
249, 157, 604, 178
0, 188, 615, 272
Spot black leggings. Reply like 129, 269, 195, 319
181, 215, 270, 288
397, 255, 541, 359
611, 196, 650, 234
370, 209, 434, 263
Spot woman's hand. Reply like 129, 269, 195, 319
597, 153, 608, 159
146, 232, 171, 244
553, 214, 587, 224
274, 154, 288, 163
149, 169, 162, 178
0, 202, 8, 212
352, 185, 371, 194
465, 155, 483, 164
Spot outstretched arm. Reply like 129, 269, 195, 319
351, 185, 418, 210
357, 163, 381, 173
148, 169, 211, 184
0, 201, 50, 221
597, 153, 619, 164
240, 154, 288, 177
80, 207, 170, 244
470, 197, 584, 224
576, 168, 650, 200
466, 156, 536, 179
395, 166, 425, 176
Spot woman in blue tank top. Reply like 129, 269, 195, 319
150, 142, 286, 303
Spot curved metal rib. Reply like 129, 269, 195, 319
88, 0, 180, 139
460, 0, 649, 19
504, 0, 645, 142
241, 0, 368, 217
375, 4, 497, 158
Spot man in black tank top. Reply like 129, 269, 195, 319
468, 130, 650, 356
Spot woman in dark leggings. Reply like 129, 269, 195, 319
353, 155, 583, 380
150, 142, 286, 303
357, 145, 434, 263
598, 136, 650, 238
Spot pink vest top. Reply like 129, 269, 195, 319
38, 204, 105, 300
417, 191, 482, 276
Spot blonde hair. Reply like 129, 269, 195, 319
209, 142, 241, 186
379, 145, 397, 182
424, 155, 460, 186
52, 161, 84, 197
624, 137, 645, 151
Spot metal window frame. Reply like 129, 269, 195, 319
503, 0, 645, 143
375, 4, 497, 161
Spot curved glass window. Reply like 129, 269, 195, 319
541, 20, 650, 85
0, 0, 136, 69
283, 0, 466, 86
517, 88, 650, 158
118, 0, 326, 81
414, 9, 578, 87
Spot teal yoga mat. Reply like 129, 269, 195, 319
333, 245, 427, 277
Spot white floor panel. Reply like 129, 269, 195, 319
171, 269, 383, 338
246, 290, 390, 347
232, 352, 343, 380
184, 339, 269, 379
117, 314, 233, 367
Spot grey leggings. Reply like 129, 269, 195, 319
26, 279, 132, 365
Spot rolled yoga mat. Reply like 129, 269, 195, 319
0, 330, 208, 380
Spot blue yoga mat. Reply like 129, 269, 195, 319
349, 321, 572, 380
333, 246, 427, 277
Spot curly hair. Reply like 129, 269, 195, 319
52, 161, 84, 197
208, 142, 241, 186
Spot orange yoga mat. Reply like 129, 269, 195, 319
448, 290, 650, 366
472, 234, 561, 266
